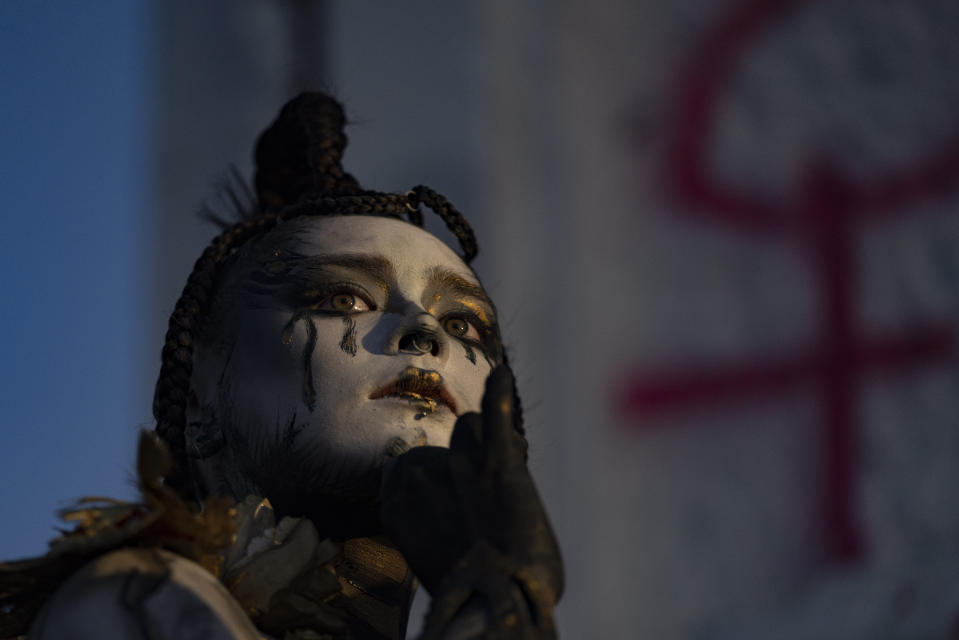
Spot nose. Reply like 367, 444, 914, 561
398, 330, 439, 356
390, 308, 448, 360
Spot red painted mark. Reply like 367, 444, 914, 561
620, 0, 959, 563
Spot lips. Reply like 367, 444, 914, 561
369, 366, 458, 415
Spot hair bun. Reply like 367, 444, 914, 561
254, 92, 362, 210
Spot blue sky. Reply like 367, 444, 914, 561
0, 1, 152, 557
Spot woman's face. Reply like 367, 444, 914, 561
188, 216, 499, 513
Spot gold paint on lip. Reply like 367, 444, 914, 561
385, 392, 438, 412
369, 366, 457, 414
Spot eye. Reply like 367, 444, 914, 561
318, 291, 371, 313
443, 316, 481, 341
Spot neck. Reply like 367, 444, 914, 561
331, 536, 417, 640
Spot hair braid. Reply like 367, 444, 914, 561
281, 192, 411, 220
154, 213, 281, 492
408, 185, 478, 263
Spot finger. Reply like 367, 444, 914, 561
450, 412, 484, 467
480, 365, 518, 467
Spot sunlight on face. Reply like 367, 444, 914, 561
188, 216, 499, 509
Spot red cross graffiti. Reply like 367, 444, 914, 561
618, 0, 959, 563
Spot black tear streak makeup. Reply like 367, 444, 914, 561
463, 343, 476, 365
282, 310, 316, 409
282, 411, 305, 450
303, 316, 318, 411
281, 311, 303, 346
340, 316, 357, 356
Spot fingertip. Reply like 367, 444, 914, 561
488, 364, 513, 388
450, 412, 483, 451
483, 365, 514, 416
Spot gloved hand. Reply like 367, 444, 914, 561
380, 365, 563, 638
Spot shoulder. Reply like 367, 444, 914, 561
28, 548, 264, 640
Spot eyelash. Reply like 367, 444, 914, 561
439, 310, 489, 346
310, 283, 377, 314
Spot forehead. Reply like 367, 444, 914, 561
268, 215, 477, 281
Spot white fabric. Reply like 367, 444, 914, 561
28, 548, 264, 640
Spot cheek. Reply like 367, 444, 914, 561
298, 315, 375, 405
228, 311, 362, 415
447, 353, 493, 414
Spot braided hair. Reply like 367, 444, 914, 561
153, 93, 524, 497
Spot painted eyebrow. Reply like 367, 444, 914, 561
295, 253, 395, 287
426, 266, 495, 310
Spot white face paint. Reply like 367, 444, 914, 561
187, 216, 498, 515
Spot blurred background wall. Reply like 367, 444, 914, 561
3, 1, 959, 637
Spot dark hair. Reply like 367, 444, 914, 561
153, 92, 524, 496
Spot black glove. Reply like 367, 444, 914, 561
380, 365, 563, 638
